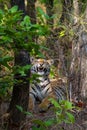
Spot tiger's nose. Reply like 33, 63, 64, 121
39, 63, 44, 67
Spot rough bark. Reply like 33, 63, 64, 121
80, 5, 87, 101
45, 0, 54, 51
70, 1, 87, 102
45, 0, 54, 26
7, 0, 30, 129
69, 0, 80, 100
8, 51, 30, 130
60, 0, 72, 24
27, 0, 36, 24
11, 0, 26, 14
27, 0, 37, 42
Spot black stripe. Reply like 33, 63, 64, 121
45, 87, 50, 94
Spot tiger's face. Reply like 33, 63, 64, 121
31, 58, 54, 76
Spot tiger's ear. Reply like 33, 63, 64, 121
47, 59, 54, 65
30, 57, 35, 63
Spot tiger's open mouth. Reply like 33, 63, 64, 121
38, 67, 48, 74
38, 67, 44, 72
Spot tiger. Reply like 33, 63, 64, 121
29, 58, 67, 112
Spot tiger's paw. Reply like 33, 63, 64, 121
38, 103, 49, 113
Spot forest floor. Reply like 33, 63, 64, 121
0, 100, 87, 130
26, 104, 87, 130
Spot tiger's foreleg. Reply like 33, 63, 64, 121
38, 93, 56, 112
29, 94, 35, 112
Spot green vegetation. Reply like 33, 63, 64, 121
32, 99, 75, 130
0, 0, 87, 129
0, 5, 49, 100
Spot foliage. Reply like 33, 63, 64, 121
0, 5, 49, 100
0, 0, 86, 129
50, 99, 75, 124
36, 6, 50, 24
16, 105, 33, 116
31, 99, 75, 130
77, 0, 87, 13
32, 118, 55, 130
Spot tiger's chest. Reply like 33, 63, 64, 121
30, 79, 52, 101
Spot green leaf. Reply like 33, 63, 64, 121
20, 15, 31, 28
16, 105, 23, 112
0, 56, 13, 69
9, 6, 18, 13
59, 30, 65, 37
15, 65, 31, 76
0, 9, 4, 15
24, 16, 31, 24
23, 65, 31, 70
44, 119, 55, 127
23, 111, 33, 116
66, 112, 75, 123
49, 98, 61, 108
37, 52, 45, 58
33, 119, 45, 127
37, 7, 49, 19
40, 45, 49, 51
1, 36, 13, 43
32, 126, 44, 130
64, 100, 74, 110
39, 0, 47, 4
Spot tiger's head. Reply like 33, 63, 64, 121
30, 58, 54, 76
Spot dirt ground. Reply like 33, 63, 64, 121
0, 101, 87, 130
0, 78, 87, 130
25, 105, 87, 130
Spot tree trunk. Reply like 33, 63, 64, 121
80, 5, 87, 102
45, 0, 54, 52
11, 0, 26, 15
8, 1, 30, 129
69, 0, 80, 100
45, 0, 54, 26
70, 0, 87, 102
60, 0, 72, 24
8, 50, 30, 130
27, 0, 37, 42
27, 0, 36, 24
